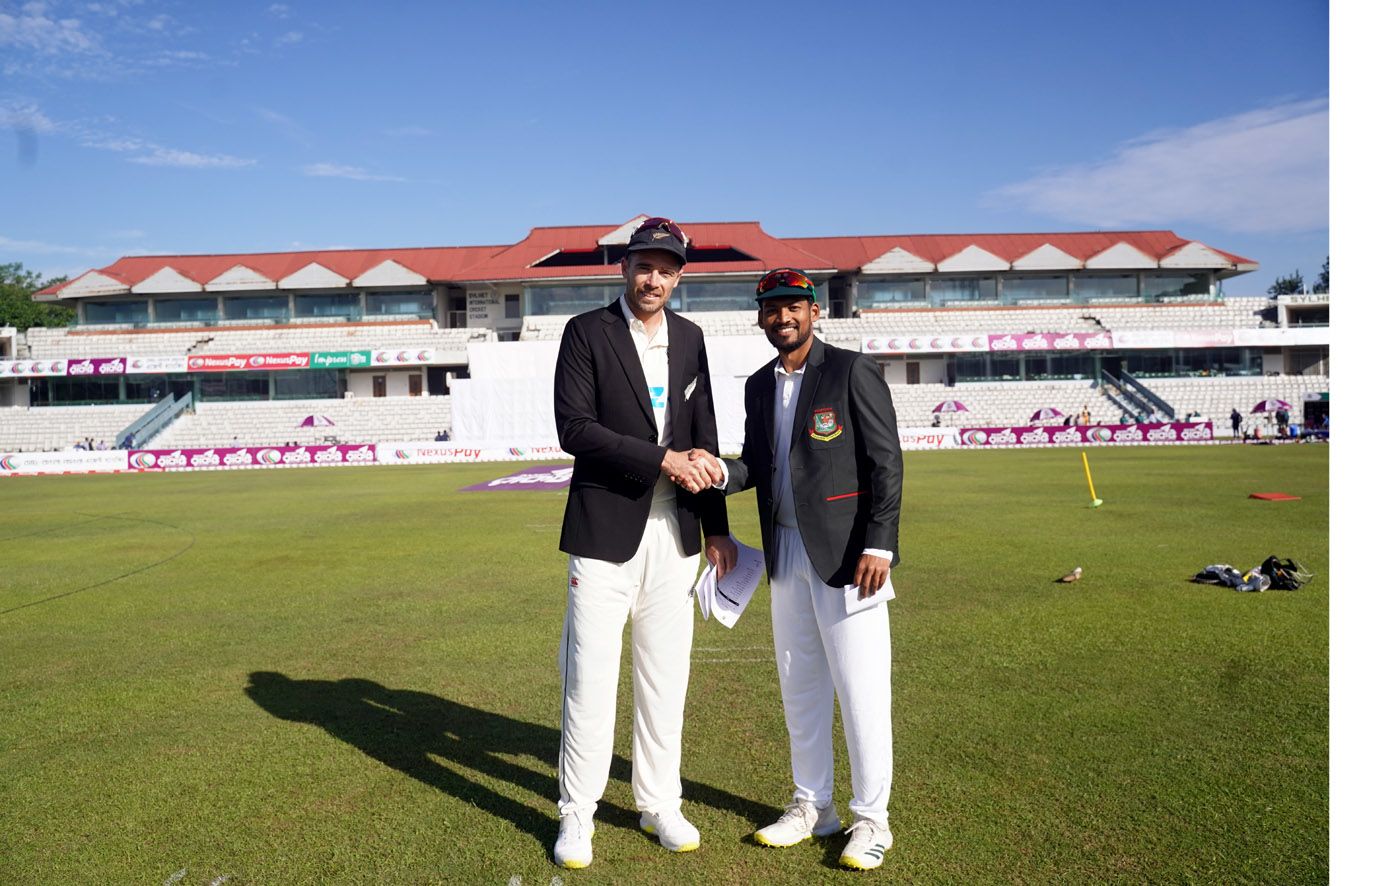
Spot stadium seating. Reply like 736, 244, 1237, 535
146, 396, 453, 449
0, 404, 152, 452
22, 321, 491, 359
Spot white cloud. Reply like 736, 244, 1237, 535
275, 30, 301, 45
0, 100, 58, 132
267, 4, 291, 18
0, 233, 116, 257
303, 162, 404, 182
129, 147, 255, 168
990, 99, 1328, 235
80, 128, 254, 168
0, 2, 103, 55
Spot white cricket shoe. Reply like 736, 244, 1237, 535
639, 808, 701, 852
753, 801, 843, 848
839, 818, 893, 870
553, 810, 594, 869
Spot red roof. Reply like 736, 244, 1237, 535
37, 222, 1256, 298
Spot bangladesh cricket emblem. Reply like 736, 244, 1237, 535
809, 406, 843, 442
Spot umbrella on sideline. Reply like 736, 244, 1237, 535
932, 400, 968, 414
299, 415, 336, 428
1029, 407, 1064, 422
1252, 399, 1291, 413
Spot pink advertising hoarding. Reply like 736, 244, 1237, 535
986, 332, 1115, 351
956, 422, 1214, 447
127, 444, 376, 471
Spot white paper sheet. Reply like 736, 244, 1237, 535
843, 574, 895, 615
694, 536, 765, 629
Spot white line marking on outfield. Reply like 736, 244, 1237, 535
163, 870, 186, 886
697, 657, 770, 663
695, 646, 767, 652
209, 877, 230, 886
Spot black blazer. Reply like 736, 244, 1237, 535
723, 337, 902, 587
555, 300, 729, 562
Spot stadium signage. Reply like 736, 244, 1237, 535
185, 353, 312, 372
988, 332, 1115, 351
128, 356, 189, 374
127, 444, 376, 471
0, 450, 127, 476
897, 429, 962, 449
863, 335, 986, 354
65, 357, 127, 376
460, 464, 575, 491
0, 359, 67, 377
311, 350, 372, 369
952, 421, 1214, 447
371, 349, 435, 366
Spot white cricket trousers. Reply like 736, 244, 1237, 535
771, 524, 893, 828
558, 500, 700, 818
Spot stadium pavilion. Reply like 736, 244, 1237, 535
1, 215, 1329, 452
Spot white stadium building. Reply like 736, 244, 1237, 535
1, 215, 1329, 472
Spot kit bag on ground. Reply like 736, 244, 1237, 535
1192, 556, 1313, 592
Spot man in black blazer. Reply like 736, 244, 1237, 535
699, 268, 902, 871
550, 217, 730, 869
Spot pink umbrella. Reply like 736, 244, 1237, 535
932, 400, 968, 414
1251, 399, 1291, 413
1029, 407, 1064, 422
299, 415, 336, 428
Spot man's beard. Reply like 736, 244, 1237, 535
767, 324, 811, 353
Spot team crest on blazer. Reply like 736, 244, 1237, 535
809, 406, 843, 441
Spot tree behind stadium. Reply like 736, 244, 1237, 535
0, 262, 73, 331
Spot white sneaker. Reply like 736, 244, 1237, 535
839, 818, 893, 870
753, 801, 843, 848
553, 810, 594, 869
639, 808, 700, 852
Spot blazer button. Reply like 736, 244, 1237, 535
648, 434, 657, 443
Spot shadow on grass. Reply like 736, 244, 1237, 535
244, 671, 771, 860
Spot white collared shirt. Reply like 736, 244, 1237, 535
618, 297, 674, 502
771, 361, 805, 528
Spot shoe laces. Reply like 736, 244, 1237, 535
560, 810, 589, 840
653, 808, 688, 828
844, 818, 879, 842
778, 801, 817, 826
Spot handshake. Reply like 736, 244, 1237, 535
661, 448, 725, 494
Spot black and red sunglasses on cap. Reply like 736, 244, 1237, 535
634, 216, 689, 247
755, 268, 817, 302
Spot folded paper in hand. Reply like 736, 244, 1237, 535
843, 574, 895, 615
695, 536, 764, 628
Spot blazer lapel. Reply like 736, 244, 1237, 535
789, 337, 826, 453
601, 301, 656, 431
665, 309, 684, 434
758, 356, 778, 453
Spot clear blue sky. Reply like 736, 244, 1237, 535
2, 0, 1328, 293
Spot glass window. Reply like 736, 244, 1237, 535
952, 353, 991, 382
274, 369, 342, 400
1075, 275, 1138, 302
1143, 273, 1212, 301
929, 276, 996, 305
1123, 350, 1174, 377
674, 281, 754, 312
524, 285, 615, 316
42, 375, 122, 404
153, 298, 218, 323
858, 278, 925, 309
295, 293, 361, 319
84, 300, 149, 324
989, 353, 1021, 380
225, 295, 289, 321
1003, 276, 1069, 303
366, 291, 434, 317
198, 372, 271, 401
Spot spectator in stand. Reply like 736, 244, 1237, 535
931, 414, 941, 427
1079, 405, 1091, 426
1135, 410, 1147, 424
96, 440, 109, 451
121, 433, 135, 449
1119, 411, 1132, 425
1230, 408, 1243, 440
1275, 407, 1289, 438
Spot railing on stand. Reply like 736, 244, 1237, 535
1119, 371, 1176, 421
115, 392, 193, 449
1100, 372, 1155, 420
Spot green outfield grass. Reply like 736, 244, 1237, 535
0, 445, 1328, 885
